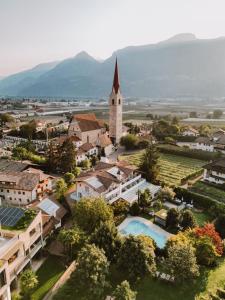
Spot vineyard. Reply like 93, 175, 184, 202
119, 151, 205, 186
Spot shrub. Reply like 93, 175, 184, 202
129, 202, 140, 216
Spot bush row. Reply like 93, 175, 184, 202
157, 144, 221, 161
180, 169, 204, 185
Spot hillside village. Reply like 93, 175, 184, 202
1, 61, 225, 300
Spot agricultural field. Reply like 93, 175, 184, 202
119, 151, 205, 186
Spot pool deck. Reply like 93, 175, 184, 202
118, 216, 172, 239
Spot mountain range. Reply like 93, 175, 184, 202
1, 33, 225, 98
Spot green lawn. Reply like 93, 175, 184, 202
120, 151, 205, 186
193, 210, 213, 227
54, 258, 225, 300
190, 181, 225, 204
31, 256, 65, 300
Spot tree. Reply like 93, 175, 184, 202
55, 178, 67, 200
117, 235, 156, 281
199, 124, 211, 136
194, 223, 223, 255
129, 202, 140, 216
20, 120, 36, 139
158, 186, 175, 202
166, 208, 180, 229
137, 139, 150, 149
71, 244, 109, 299
20, 269, 38, 299
189, 111, 197, 118
138, 189, 152, 208
112, 280, 137, 300
139, 143, 159, 183
0, 113, 15, 125
46, 142, 59, 172
80, 158, 91, 169
112, 199, 129, 216
90, 221, 121, 262
12, 146, 28, 160
194, 236, 219, 266
64, 172, 75, 186
180, 210, 196, 230
58, 226, 84, 259
59, 139, 76, 173
73, 197, 113, 233
72, 166, 81, 178
165, 242, 199, 282
215, 214, 225, 239
120, 134, 138, 150
213, 109, 223, 119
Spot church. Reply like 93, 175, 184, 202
68, 59, 124, 156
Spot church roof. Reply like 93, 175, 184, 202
112, 58, 120, 94
71, 113, 104, 132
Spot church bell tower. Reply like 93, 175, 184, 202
109, 58, 123, 145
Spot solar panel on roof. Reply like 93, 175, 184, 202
38, 198, 59, 216
0, 206, 25, 227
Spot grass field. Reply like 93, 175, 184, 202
193, 211, 213, 226
54, 258, 225, 300
190, 181, 225, 204
120, 151, 205, 186
31, 256, 65, 300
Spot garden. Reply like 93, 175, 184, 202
190, 181, 225, 204
119, 151, 205, 186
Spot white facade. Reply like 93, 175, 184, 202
0, 211, 43, 300
203, 169, 225, 184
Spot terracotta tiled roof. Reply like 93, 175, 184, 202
80, 142, 95, 152
97, 134, 112, 148
71, 113, 104, 132
74, 113, 97, 121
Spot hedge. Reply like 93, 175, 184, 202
157, 144, 222, 161
175, 187, 225, 214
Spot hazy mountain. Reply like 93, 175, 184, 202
0, 61, 59, 96
2, 34, 225, 98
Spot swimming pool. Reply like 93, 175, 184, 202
119, 218, 171, 248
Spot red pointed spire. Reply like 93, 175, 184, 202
112, 58, 120, 94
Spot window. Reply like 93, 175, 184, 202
119, 99, 121, 105
18, 191, 21, 195
0, 189, 3, 192
19, 198, 21, 202
0, 271, 6, 288
112, 99, 114, 105
7, 190, 9, 193
22, 192, 25, 195
9, 197, 12, 200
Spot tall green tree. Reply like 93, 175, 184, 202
138, 188, 152, 208
20, 120, 37, 139
64, 172, 75, 186
90, 221, 121, 262
112, 280, 137, 300
59, 138, 76, 173
120, 134, 138, 150
165, 242, 199, 282
58, 226, 84, 259
117, 235, 156, 281
55, 178, 67, 200
166, 208, 180, 229
215, 214, 225, 239
71, 244, 109, 299
180, 210, 196, 230
20, 269, 38, 300
73, 197, 113, 233
139, 143, 159, 183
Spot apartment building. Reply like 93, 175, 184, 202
0, 207, 43, 300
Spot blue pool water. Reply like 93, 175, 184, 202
120, 220, 167, 248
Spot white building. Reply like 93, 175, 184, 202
70, 161, 161, 205
0, 168, 52, 206
203, 159, 225, 185
182, 127, 199, 137
0, 207, 43, 300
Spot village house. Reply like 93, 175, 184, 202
203, 159, 225, 185
0, 207, 43, 300
0, 168, 53, 206
182, 126, 199, 137
68, 161, 161, 205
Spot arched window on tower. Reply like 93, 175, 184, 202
118, 99, 121, 105
112, 99, 114, 105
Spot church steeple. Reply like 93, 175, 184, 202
112, 58, 120, 94
109, 58, 123, 145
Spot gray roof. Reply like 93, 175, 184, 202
0, 160, 28, 172
0, 171, 40, 191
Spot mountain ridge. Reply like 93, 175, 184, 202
1, 34, 225, 98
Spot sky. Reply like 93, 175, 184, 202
1, 0, 225, 77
